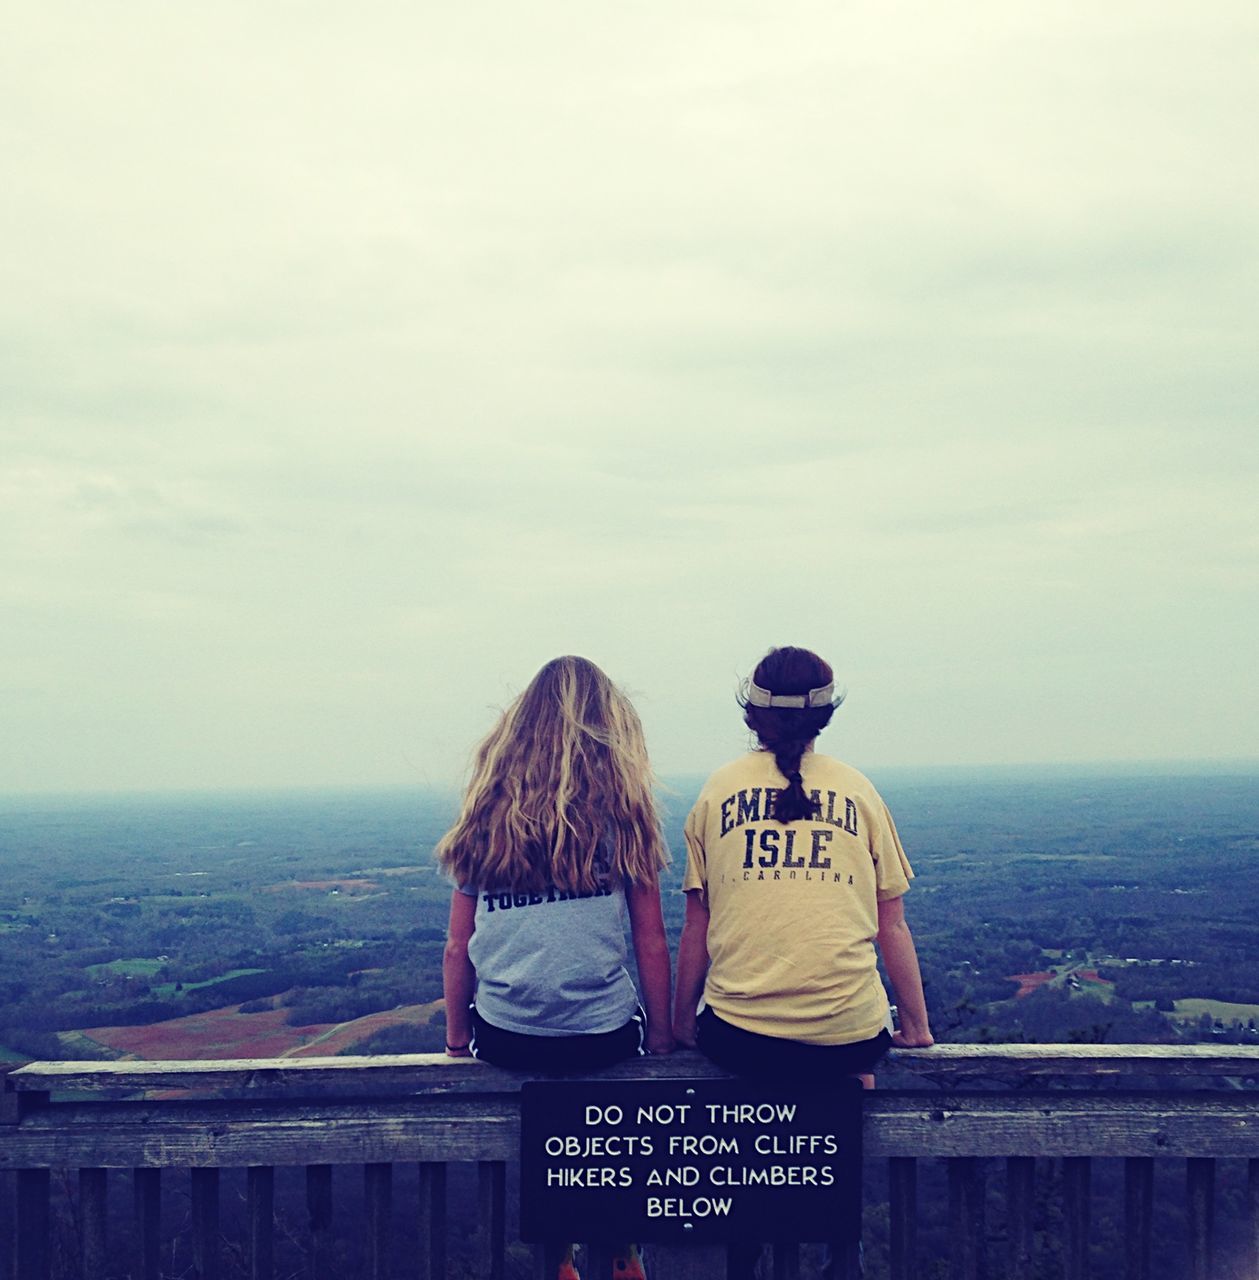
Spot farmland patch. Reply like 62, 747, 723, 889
81, 999, 445, 1060
1171, 998, 1259, 1024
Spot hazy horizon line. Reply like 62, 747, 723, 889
3, 755, 1257, 806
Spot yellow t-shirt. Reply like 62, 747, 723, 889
682, 751, 913, 1045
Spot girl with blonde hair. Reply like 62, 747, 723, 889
439, 654, 673, 1072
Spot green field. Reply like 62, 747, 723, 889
1172, 998, 1259, 1024
56, 1031, 126, 1060
151, 968, 266, 998
87, 959, 266, 998
88, 957, 167, 979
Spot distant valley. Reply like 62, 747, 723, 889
1, 768, 1256, 1062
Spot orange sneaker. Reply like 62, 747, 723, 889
557, 1244, 581, 1280
612, 1243, 647, 1280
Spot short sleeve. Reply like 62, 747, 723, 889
456, 882, 478, 898
872, 799, 914, 901
681, 797, 708, 893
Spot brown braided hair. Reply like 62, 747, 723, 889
739, 647, 843, 823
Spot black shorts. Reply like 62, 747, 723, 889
469, 1005, 646, 1073
696, 1007, 891, 1085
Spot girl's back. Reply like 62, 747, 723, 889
463, 875, 638, 1037
438, 655, 674, 1068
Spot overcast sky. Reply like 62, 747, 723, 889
3, 2, 1257, 794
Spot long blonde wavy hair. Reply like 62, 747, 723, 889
435, 656, 669, 893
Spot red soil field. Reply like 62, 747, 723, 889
1005, 968, 1114, 1000
1076, 969, 1114, 986
1008, 971, 1054, 999
82, 1000, 442, 1061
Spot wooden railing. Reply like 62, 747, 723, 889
2, 1045, 1257, 1279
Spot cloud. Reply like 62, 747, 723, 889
1, 1, 1256, 789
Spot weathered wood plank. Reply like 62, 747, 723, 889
4, 1092, 1258, 1169
532, 1241, 566, 1280
306, 1164, 332, 1280
1124, 1157, 1153, 1280
1006, 1156, 1035, 1280
134, 1167, 161, 1280
1, 1080, 48, 1117
1247, 1159, 1258, 1280
191, 1166, 219, 1280
479, 1161, 506, 1280
1186, 1158, 1214, 1280
888, 1157, 916, 1280
417, 1161, 446, 1280
866, 1095, 1259, 1159
0, 1169, 13, 1280
365, 1162, 392, 1280
723, 1243, 762, 1280
10, 1044, 1259, 1096
0, 1096, 518, 1166
16, 1168, 51, 1280
650, 1244, 727, 1279
948, 1157, 986, 1280
80, 1167, 108, 1280
826, 1241, 861, 1280
6, 1053, 731, 1097
247, 1165, 274, 1280
1063, 1156, 1091, 1280
888, 1044, 1259, 1077
585, 1243, 614, 1280
771, 1241, 799, 1279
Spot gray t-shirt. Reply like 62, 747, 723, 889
460, 878, 639, 1036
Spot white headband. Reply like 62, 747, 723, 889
745, 679, 835, 710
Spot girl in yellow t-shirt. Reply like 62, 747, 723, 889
672, 645, 933, 1087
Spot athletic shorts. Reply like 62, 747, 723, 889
696, 1007, 891, 1084
469, 1005, 646, 1073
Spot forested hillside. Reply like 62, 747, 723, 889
1, 770, 1256, 1061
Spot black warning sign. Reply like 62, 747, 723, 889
520, 1078, 862, 1244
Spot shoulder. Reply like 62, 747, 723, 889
690, 754, 769, 803
804, 754, 884, 802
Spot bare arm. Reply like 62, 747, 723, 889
877, 894, 933, 1047
627, 880, 675, 1055
442, 890, 477, 1057
672, 889, 710, 1048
